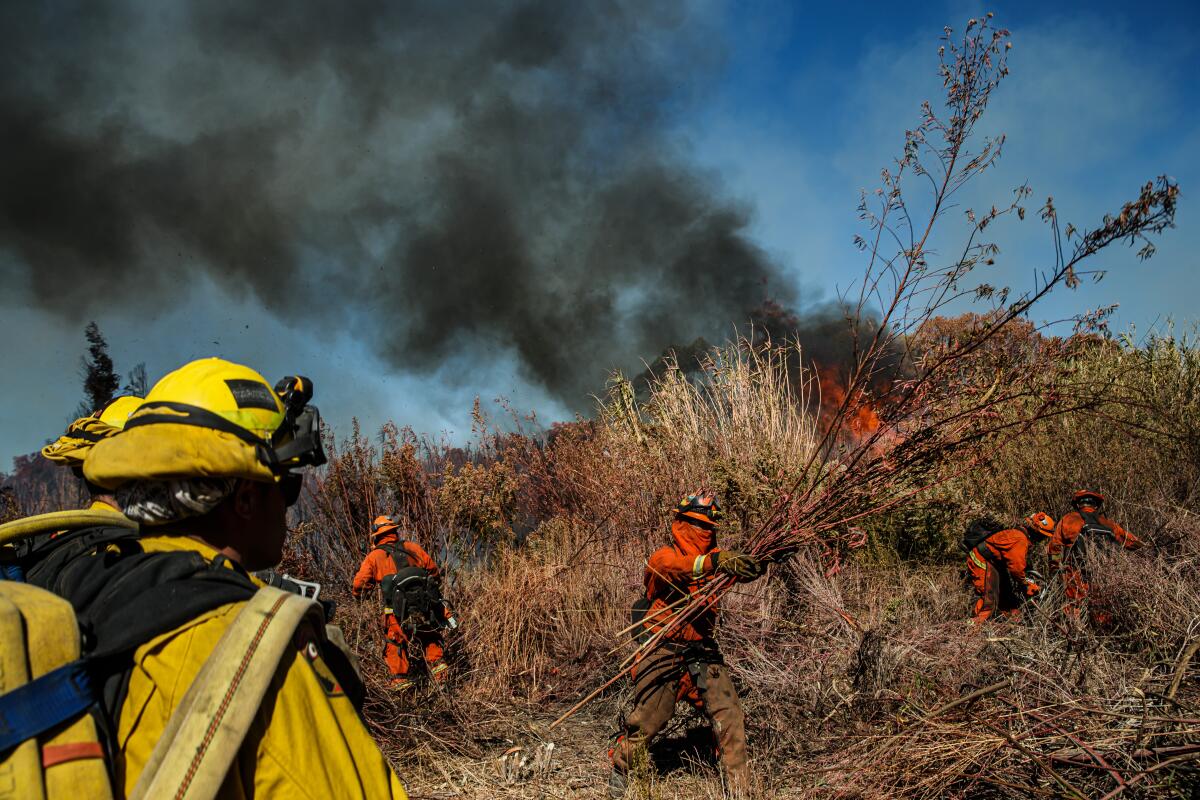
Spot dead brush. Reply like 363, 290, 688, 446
561, 12, 1180, 738
453, 518, 633, 703
795, 526, 1200, 799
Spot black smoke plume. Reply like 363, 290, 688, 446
0, 0, 798, 408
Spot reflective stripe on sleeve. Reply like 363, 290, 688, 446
693, 555, 707, 578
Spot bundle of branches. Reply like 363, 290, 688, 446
551, 14, 1180, 730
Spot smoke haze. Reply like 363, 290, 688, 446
0, 0, 796, 407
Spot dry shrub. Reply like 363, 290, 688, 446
453, 516, 633, 701
287, 324, 1200, 798
780, 526, 1200, 799
949, 327, 1200, 542
1088, 534, 1200, 661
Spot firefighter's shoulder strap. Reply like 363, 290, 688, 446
376, 542, 412, 569
1077, 510, 1115, 541
129, 586, 318, 800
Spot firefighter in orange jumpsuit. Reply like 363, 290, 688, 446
352, 515, 454, 689
609, 491, 765, 798
1048, 490, 1141, 621
967, 512, 1055, 623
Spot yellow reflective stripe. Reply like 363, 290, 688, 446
968, 550, 988, 570
692, 555, 707, 578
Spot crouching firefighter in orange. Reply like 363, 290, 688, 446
1048, 490, 1141, 621
353, 516, 457, 690
964, 512, 1055, 624
609, 492, 765, 798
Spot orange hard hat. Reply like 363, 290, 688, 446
372, 515, 399, 539
1024, 511, 1055, 538
1072, 490, 1105, 508
674, 490, 722, 529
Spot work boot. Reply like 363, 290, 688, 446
606, 766, 627, 799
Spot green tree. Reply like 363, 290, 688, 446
76, 321, 119, 417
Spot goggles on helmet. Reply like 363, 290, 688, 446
372, 516, 400, 537
675, 492, 722, 527
122, 374, 327, 480
1024, 512, 1055, 538
271, 375, 327, 470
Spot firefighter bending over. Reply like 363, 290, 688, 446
1049, 490, 1141, 621
609, 491, 765, 798
964, 512, 1055, 624
353, 515, 457, 690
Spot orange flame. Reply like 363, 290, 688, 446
817, 371, 883, 439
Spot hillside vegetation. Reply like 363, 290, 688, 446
283, 322, 1200, 798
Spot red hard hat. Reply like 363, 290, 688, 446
1072, 490, 1105, 508
1024, 512, 1055, 538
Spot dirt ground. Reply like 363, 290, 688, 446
394, 699, 784, 800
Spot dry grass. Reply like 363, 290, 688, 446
362, 524, 1198, 799
274, 315, 1200, 798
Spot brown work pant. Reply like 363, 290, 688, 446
968, 559, 1021, 623
611, 648, 748, 794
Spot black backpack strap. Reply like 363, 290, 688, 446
1070, 511, 1117, 567
22, 527, 257, 723
1077, 510, 1115, 539
972, 542, 999, 569
630, 596, 652, 644
377, 542, 418, 569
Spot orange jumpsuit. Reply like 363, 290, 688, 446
611, 519, 748, 792
967, 528, 1037, 623
1048, 507, 1140, 619
352, 534, 448, 683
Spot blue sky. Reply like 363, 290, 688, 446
696, 0, 1198, 329
1, 0, 1196, 470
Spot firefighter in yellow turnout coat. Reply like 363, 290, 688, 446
27, 358, 408, 798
